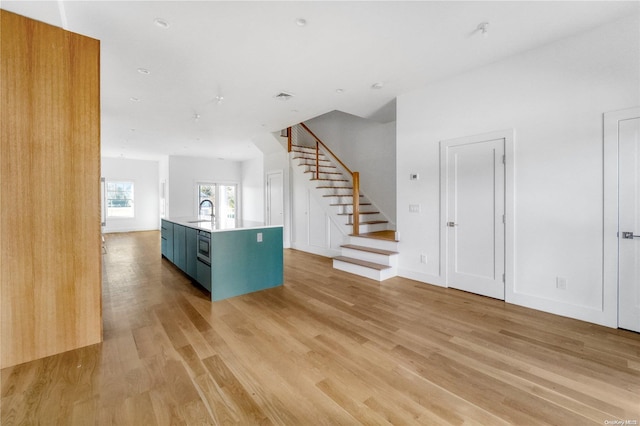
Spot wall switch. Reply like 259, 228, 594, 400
409, 204, 420, 213
409, 173, 419, 181
420, 254, 427, 264
257, 232, 263, 242
556, 277, 567, 290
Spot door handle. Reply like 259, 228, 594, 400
622, 232, 640, 239
447, 222, 457, 227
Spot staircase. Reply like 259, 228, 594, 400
290, 142, 399, 281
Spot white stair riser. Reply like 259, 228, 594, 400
334, 205, 378, 215
358, 222, 390, 233
324, 196, 360, 204
344, 213, 385, 224
320, 187, 354, 195
348, 235, 399, 252
333, 260, 396, 281
340, 248, 398, 267
308, 172, 345, 180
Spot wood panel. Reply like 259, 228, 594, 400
2, 231, 638, 424
0, 10, 102, 368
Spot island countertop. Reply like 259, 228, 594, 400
163, 216, 282, 233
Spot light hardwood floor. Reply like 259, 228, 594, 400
2, 231, 639, 425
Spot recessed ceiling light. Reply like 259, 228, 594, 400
371, 82, 384, 90
129, 97, 141, 102
295, 18, 307, 27
154, 18, 170, 29
336, 89, 345, 94
137, 68, 150, 75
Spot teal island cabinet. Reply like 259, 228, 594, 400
160, 218, 283, 301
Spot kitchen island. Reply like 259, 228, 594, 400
161, 217, 283, 301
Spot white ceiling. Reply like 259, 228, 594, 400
2, 1, 637, 161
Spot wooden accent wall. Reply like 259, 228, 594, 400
0, 10, 102, 368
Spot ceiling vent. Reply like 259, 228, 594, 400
274, 91, 294, 101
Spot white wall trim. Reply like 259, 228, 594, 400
397, 269, 446, 287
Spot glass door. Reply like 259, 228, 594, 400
219, 184, 237, 227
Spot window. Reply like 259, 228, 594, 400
197, 183, 237, 226
106, 181, 134, 218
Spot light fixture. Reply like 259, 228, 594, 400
137, 68, 150, 75
336, 88, 345, 94
129, 97, 141, 102
477, 22, 490, 37
194, 113, 201, 121
295, 18, 307, 27
154, 18, 169, 29
215, 95, 224, 104
371, 82, 384, 90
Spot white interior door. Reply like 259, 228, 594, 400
266, 171, 284, 226
618, 115, 640, 332
444, 135, 505, 300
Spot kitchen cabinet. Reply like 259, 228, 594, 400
186, 227, 198, 279
161, 219, 174, 261
173, 224, 186, 272
161, 217, 283, 301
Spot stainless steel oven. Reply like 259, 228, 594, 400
197, 230, 211, 265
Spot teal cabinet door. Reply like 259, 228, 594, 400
196, 259, 212, 292
173, 224, 186, 272
185, 227, 197, 279
161, 219, 174, 261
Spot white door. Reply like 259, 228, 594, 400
618, 114, 640, 332
266, 171, 283, 226
444, 135, 505, 300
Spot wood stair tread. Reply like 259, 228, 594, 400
350, 230, 398, 242
348, 220, 388, 225
333, 256, 391, 270
323, 194, 364, 197
340, 244, 398, 256
305, 170, 343, 175
337, 211, 379, 215
330, 202, 371, 206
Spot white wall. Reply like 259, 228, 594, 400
242, 156, 264, 222
305, 111, 397, 224
101, 157, 160, 233
396, 15, 640, 327
168, 155, 242, 218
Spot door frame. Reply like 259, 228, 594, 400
266, 170, 284, 226
603, 106, 640, 328
439, 129, 515, 300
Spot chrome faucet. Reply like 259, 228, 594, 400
199, 200, 214, 219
